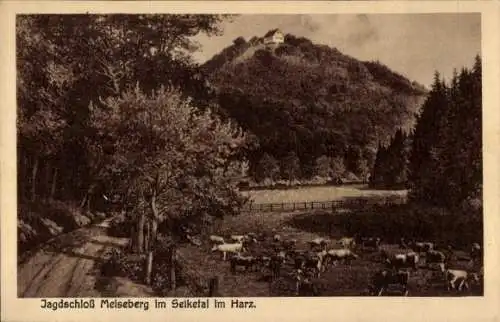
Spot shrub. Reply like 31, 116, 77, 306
100, 248, 144, 280
107, 212, 133, 238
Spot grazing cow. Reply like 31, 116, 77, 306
326, 249, 359, 266
256, 255, 271, 272
230, 235, 246, 243
445, 269, 480, 292
383, 251, 419, 270
425, 250, 446, 268
247, 232, 256, 238
276, 250, 288, 263
294, 252, 323, 278
282, 239, 297, 251
269, 255, 284, 280
230, 254, 259, 274
294, 269, 320, 296
310, 238, 329, 250
409, 241, 434, 253
399, 238, 409, 249
339, 237, 356, 249
470, 243, 482, 266
369, 269, 410, 296
273, 234, 282, 242
211, 242, 245, 261
316, 250, 329, 272
246, 232, 259, 242
209, 235, 225, 245
361, 237, 381, 250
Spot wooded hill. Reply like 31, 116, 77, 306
202, 33, 428, 183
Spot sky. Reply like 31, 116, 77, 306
191, 14, 481, 88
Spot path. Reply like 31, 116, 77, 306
18, 218, 129, 298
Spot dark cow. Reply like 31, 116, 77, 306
369, 269, 410, 296
230, 254, 259, 274
361, 237, 381, 251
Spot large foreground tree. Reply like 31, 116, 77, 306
90, 84, 249, 283
16, 14, 231, 205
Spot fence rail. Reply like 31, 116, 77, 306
241, 196, 408, 212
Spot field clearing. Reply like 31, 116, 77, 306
175, 205, 482, 297
241, 185, 408, 204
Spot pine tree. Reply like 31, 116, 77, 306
409, 56, 482, 209
370, 129, 409, 189
409, 72, 449, 204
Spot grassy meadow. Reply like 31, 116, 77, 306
241, 184, 408, 204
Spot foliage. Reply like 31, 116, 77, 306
253, 153, 280, 183
90, 85, 249, 244
100, 249, 144, 280
313, 155, 346, 181
280, 152, 301, 181
17, 14, 229, 205
370, 129, 411, 189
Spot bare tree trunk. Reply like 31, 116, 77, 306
30, 157, 39, 202
170, 245, 176, 290
144, 219, 150, 253
145, 219, 153, 285
145, 250, 153, 285
129, 224, 136, 252
80, 183, 95, 209
50, 167, 58, 200
80, 193, 88, 208
136, 212, 145, 253
87, 194, 92, 213
44, 162, 51, 200
145, 191, 159, 285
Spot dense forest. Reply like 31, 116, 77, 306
370, 57, 482, 211
203, 33, 427, 184
16, 15, 252, 278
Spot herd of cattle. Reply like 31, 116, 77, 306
207, 233, 484, 296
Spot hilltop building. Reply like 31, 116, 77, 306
263, 29, 284, 45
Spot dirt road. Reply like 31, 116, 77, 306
18, 218, 129, 298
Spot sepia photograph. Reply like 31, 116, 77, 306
13, 12, 485, 300
10, 10, 491, 303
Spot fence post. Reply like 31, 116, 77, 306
304, 202, 307, 209
208, 276, 220, 297
293, 202, 296, 211
270, 204, 273, 211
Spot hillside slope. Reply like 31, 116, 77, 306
203, 33, 427, 182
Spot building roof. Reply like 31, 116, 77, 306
263, 28, 282, 38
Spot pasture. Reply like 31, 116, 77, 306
174, 199, 482, 297
241, 184, 408, 204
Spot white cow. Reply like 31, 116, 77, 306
445, 269, 480, 292
209, 235, 225, 244
211, 242, 245, 261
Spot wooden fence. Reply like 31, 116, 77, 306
241, 196, 408, 212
